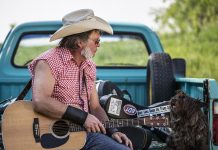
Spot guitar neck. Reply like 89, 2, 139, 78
69, 116, 169, 132
103, 116, 169, 128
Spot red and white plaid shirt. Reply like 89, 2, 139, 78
28, 47, 96, 112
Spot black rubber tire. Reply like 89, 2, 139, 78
147, 53, 175, 105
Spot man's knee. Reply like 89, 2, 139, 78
84, 132, 131, 150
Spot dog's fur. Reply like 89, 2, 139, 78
166, 91, 209, 150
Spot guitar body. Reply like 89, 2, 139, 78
2, 101, 86, 150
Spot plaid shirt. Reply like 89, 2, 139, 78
28, 47, 96, 112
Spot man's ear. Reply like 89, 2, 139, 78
77, 39, 85, 49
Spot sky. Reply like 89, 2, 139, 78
0, 0, 171, 42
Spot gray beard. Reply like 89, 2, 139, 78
81, 47, 93, 60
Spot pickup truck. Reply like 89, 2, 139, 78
0, 21, 218, 150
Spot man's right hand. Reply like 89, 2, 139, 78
83, 114, 106, 134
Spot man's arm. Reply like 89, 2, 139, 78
32, 60, 67, 118
89, 87, 109, 121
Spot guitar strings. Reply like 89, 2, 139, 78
38, 118, 154, 134
37, 116, 167, 137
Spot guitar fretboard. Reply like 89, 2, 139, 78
69, 116, 169, 132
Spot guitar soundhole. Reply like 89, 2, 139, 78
52, 120, 69, 137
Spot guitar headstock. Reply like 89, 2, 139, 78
143, 115, 169, 127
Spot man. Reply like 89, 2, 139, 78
29, 9, 133, 150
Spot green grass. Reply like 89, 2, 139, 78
93, 40, 148, 66
14, 45, 53, 66
159, 24, 218, 81
14, 40, 148, 67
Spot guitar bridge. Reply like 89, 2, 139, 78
33, 118, 41, 143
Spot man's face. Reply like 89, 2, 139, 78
83, 31, 101, 59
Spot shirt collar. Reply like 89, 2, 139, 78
80, 59, 93, 70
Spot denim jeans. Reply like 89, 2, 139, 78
81, 132, 131, 150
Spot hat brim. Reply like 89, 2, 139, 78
50, 16, 113, 42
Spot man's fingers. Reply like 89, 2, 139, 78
98, 123, 106, 134
86, 128, 91, 132
112, 133, 122, 143
112, 132, 133, 150
84, 114, 106, 133
127, 140, 133, 150
123, 135, 133, 150
121, 134, 133, 150
120, 134, 128, 145
94, 124, 101, 132
91, 125, 97, 132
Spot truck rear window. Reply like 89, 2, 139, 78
14, 32, 148, 68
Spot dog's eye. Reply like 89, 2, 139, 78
171, 98, 176, 102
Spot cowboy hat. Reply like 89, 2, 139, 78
50, 9, 113, 42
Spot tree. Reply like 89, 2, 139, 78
155, 0, 218, 34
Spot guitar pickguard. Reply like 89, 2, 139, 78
41, 133, 69, 149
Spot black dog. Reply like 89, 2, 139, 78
166, 91, 209, 150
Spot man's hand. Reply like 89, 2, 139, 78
112, 132, 133, 150
83, 114, 106, 134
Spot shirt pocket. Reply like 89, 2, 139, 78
58, 67, 78, 90
58, 78, 76, 90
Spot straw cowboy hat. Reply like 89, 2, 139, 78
50, 9, 113, 42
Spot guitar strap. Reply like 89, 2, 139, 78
16, 79, 32, 101
83, 69, 91, 113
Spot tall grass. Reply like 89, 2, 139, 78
159, 23, 218, 81
93, 40, 148, 66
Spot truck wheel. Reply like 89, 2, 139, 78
147, 53, 175, 105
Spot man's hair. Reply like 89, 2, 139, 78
58, 29, 100, 50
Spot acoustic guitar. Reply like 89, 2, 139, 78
2, 101, 169, 150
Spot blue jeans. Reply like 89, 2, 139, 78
81, 132, 131, 150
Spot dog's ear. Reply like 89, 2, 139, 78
175, 90, 185, 95
197, 101, 208, 108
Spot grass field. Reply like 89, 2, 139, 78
12, 39, 148, 67
159, 25, 218, 81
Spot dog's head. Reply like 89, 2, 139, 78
170, 91, 206, 121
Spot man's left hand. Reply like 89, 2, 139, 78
112, 132, 133, 150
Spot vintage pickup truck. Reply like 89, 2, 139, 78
0, 21, 218, 150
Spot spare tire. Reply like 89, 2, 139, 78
147, 53, 175, 105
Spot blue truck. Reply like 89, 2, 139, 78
0, 21, 218, 149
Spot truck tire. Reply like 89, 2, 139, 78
147, 53, 175, 105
